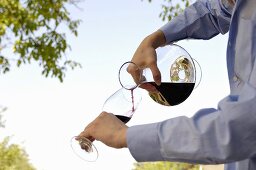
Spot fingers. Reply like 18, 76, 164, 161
127, 62, 142, 85
77, 125, 94, 142
127, 61, 161, 87
77, 112, 107, 141
76, 112, 128, 148
149, 62, 161, 86
76, 134, 95, 142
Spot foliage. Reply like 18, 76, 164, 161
0, 137, 36, 170
0, 108, 35, 169
133, 162, 200, 170
0, 0, 82, 82
142, 0, 193, 21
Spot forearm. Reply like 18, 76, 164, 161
140, 30, 167, 50
127, 83, 256, 163
146, 30, 167, 48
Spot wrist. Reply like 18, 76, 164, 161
119, 126, 128, 148
143, 30, 166, 49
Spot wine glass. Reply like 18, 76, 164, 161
70, 87, 142, 162
118, 44, 202, 106
102, 87, 142, 123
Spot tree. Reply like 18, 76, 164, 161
0, 137, 36, 170
142, 0, 193, 21
0, 0, 81, 82
0, 107, 36, 170
133, 162, 199, 170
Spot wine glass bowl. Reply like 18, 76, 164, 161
102, 87, 142, 123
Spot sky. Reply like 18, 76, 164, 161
0, 0, 230, 170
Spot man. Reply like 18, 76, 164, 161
78, 0, 256, 169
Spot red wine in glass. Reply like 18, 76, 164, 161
114, 88, 135, 123
103, 87, 141, 122
115, 115, 131, 124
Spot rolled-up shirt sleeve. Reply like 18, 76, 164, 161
160, 0, 233, 43
127, 82, 256, 164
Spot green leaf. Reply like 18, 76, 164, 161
0, 0, 82, 82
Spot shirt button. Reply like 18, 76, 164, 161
233, 75, 241, 87
233, 75, 238, 82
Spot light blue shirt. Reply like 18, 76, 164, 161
127, 0, 256, 169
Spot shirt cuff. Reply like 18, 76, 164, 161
127, 122, 164, 162
159, 15, 188, 44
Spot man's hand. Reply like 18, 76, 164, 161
129, 30, 166, 91
77, 112, 128, 149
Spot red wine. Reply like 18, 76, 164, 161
149, 82, 195, 106
114, 89, 134, 124
131, 89, 135, 112
115, 115, 131, 124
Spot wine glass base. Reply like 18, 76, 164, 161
70, 136, 99, 162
